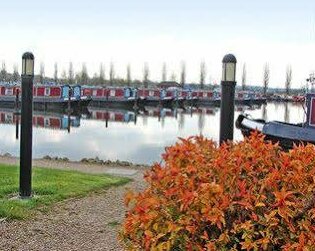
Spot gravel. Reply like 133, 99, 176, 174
0, 156, 147, 251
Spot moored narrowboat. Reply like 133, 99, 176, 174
183, 89, 199, 107
235, 91, 251, 106
236, 93, 315, 149
0, 83, 91, 112
166, 88, 185, 108
138, 88, 173, 108
87, 86, 140, 109
196, 90, 220, 107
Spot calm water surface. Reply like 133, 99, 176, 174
0, 103, 305, 165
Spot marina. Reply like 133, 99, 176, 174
0, 102, 305, 165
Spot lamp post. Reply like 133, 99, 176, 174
19, 52, 34, 198
219, 54, 237, 145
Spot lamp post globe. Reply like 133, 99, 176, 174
22, 52, 34, 76
222, 54, 237, 83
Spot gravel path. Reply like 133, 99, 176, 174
0, 156, 147, 251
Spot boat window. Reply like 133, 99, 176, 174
110, 90, 116, 97
45, 88, 50, 96
149, 90, 154, 96
44, 118, 50, 127
109, 112, 115, 120
5, 88, 13, 96
5, 114, 13, 123
93, 90, 97, 96
203, 92, 207, 98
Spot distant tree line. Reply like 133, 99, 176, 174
0, 59, 299, 95
0, 61, 21, 82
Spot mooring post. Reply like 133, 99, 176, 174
67, 88, 71, 113
133, 88, 138, 110
20, 52, 34, 198
219, 54, 237, 145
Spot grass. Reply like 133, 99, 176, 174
0, 164, 130, 220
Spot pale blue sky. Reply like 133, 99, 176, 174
0, 0, 314, 87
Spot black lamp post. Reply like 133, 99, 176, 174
19, 52, 34, 198
219, 54, 237, 145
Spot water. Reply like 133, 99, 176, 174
0, 102, 305, 165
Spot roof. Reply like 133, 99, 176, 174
157, 81, 181, 88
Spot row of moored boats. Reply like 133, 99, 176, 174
0, 83, 267, 112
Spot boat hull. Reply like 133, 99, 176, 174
0, 96, 91, 113
89, 98, 139, 110
236, 114, 315, 150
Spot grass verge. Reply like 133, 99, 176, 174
0, 164, 130, 220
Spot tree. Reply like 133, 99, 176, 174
200, 61, 206, 89
75, 73, 81, 84
180, 61, 186, 88
126, 64, 131, 87
143, 63, 149, 88
54, 62, 58, 84
263, 63, 270, 96
39, 62, 45, 84
80, 63, 89, 85
170, 72, 177, 82
241, 63, 246, 91
61, 69, 67, 83
68, 62, 74, 84
109, 62, 115, 85
0, 61, 7, 82
99, 63, 105, 86
162, 63, 167, 82
285, 65, 292, 97
12, 64, 20, 82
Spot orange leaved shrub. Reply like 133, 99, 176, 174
121, 133, 315, 250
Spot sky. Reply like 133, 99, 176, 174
0, 0, 315, 88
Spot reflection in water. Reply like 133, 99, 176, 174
178, 111, 185, 131
284, 102, 290, 123
15, 113, 19, 140
0, 103, 305, 164
198, 110, 205, 135
262, 104, 267, 121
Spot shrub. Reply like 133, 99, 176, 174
121, 133, 315, 250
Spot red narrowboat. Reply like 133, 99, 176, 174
86, 86, 140, 110
0, 84, 91, 113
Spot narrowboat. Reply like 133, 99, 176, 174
236, 93, 315, 149
196, 90, 220, 107
234, 91, 266, 106
235, 91, 251, 106
0, 84, 91, 112
138, 88, 173, 108
166, 88, 185, 108
86, 86, 141, 109
183, 89, 199, 107
292, 95, 305, 103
